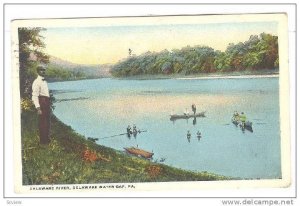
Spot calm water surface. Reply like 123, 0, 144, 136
49, 77, 281, 179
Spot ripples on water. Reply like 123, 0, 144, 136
49, 77, 281, 179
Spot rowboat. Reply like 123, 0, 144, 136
232, 118, 253, 132
124, 147, 154, 159
170, 111, 206, 120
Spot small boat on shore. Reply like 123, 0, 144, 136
124, 147, 154, 159
170, 111, 206, 120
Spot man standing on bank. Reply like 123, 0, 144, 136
32, 65, 51, 145
192, 104, 196, 115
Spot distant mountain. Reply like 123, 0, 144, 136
49, 56, 112, 78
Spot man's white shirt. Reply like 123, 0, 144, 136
32, 75, 50, 108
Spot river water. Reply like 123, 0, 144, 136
49, 77, 281, 179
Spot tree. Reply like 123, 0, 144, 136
161, 62, 172, 74
242, 52, 263, 70
259, 33, 279, 69
214, 51, 232, 72
18, 27, 49, 98
110, 33, 279, 77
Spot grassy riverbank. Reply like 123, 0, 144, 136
21, 110, 230, 185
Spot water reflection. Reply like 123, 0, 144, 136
186, 130, 203, 143
197, 131, 202, 141
186, 130, 191, 143
50, 78, 281, 179
193, 117, 197, 125
80, 94, 240, 122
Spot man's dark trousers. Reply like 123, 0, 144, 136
38, 96, 50, 144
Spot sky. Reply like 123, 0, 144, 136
41, 21, 278, 65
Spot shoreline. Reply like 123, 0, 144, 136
49, 73, 279, 83
176, 74, 279, 80
21, 110, 230, 185
112, 70, 279, 81
47, 70, 279, 82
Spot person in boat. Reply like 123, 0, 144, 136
232, 111, 240, 122
133, 124, 138, 138
127, 125, 132, 135
133, 125, 137, 133
184, 108, 189, 116
239, 112, 247, 127
170, 109, 174, 116
192, 104, 197, 115
197, 131, 201, 141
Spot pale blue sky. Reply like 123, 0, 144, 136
41, 21, 278, 65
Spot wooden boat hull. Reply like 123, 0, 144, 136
232, 119, 253, 132
124, 147, 154, 159
170, 111, 206, 120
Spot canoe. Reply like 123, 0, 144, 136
124, 147, 154, 159
232, 118, 253, 132
170, 111, 206, 120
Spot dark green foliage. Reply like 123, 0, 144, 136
111, 33, 279, 77
46, 65, 86, 81
18, 27, 49, 98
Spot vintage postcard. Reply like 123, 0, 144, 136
11, 13, 290, 194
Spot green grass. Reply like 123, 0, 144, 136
21, 110, 230, 185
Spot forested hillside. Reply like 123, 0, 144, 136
45, 64, 87, 81
111, 33, 279, 77
48, 56, 112, 80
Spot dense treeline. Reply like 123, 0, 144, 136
111, 33, 279, 77
46, 65, 86, 81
